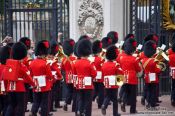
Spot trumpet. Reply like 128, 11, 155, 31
154, 48, 169, 71
116, 75, 125, 86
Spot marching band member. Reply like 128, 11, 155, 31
48, 40, 62, 112
119, 38, 141, 114
61, 39, 76, 111
92, 40, 105, 109
168, 42, 175, 106
0, 45, 11, 116
29, 40, 53, 116
5, 42, 35, 116
101, 37, 112, 58
107, 31, 118, 45
141, 40, 162, 108
101, 45, 123, 116
74, 39, 97, 116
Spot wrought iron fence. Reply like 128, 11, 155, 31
130, 0, 172, 95
0, 0, 69, 43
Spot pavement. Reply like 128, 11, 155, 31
26, 95, 175, 116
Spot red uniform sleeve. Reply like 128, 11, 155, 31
134, 58, 142, 72
52, 63, 62, 79
90, 63, 97, 78
153, 61, 161, 73
45, 63, 54, 80
115, 64, 124, 75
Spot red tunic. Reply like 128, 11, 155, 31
0, 64, 7, 95
6, 63, 35, 92
118, 53, 141, 85
141, 58, 161, 83
102, 61, 123, 88
93, 55, 105, 83
30, 58, 53, 92
169, 52, 175, 79
74, 58, 97, 89
61, 55, 76, 84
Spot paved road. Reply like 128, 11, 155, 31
26, 95, 175, 116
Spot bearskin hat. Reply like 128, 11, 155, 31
73, 42, 80, 57
49, 39, 59, 56
101, 37, 112, 49
19, 37, 31, 50
6, 43, 14, 48
78, 35, 90, 41
0, 45, 11, 64
62, 39, 75, 56
35, 40, 50, 56
11, 42, 27, 60
124, 38, 137, 55
106, 45, 118, 61
92, 40, 102, 55
144, 34, 159, 44
77, 39, 92, 57
143, 40, 157, 58
107, 31, 118, 44
124, 33, 135, 41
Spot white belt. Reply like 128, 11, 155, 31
33, 75, 46, 79
18, 78, 23, 81
104, 75, 116, 86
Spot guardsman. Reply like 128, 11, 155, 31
47, 40, 62, 112
61, 39, 76, 111
101, 45, 123, 116
92, 40, 105, 109
0, 45, 11, 116
74, 38, 97, 116
29, 40, 53, 116
168, 42, 175, 106
107, 31, 118, 45
141, 40, 162, 109
19, 37, 33, 112
4, 42, 35, 116
101, 37, 112, 58
119, 39, 141, 114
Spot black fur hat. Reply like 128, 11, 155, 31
106, 45, 118, 61
19, 37, 31, 50
124, 33, 135, 41
78, 35, 90, 41
50, 40, 59, 56
73, 42, 80, 57
124, 38, 137, 55
11, 42, 27, 60
77, 39, 92, 57
101, 37, 112, 49
144, 34, 158, 44
0, 45, 11, 64
107, 31, 118, 44
62, 39, 75, 56
92, 40, 102, 55
144, 40, 157, 58
35, 40, 50, 56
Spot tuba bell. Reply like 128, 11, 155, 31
116, 75, 125, 86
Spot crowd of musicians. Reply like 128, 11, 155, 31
0, 31, 175, 116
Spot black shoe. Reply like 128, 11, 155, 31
141, 97, 145, 106
171, 101, 175, 107
48, 112, 53, 116
29, 112, 37, 116
152, 103, 159, 107
156, 100, 162, 103
121, 103, 126, 112
146, 104, 151, 109
101, 106, 106, 115
25, 109, 30, 112
63, 104, 68, 111
130, 110, 137, 114
116, 113, 121, 116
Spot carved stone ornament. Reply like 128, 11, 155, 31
78, 0, 104, 39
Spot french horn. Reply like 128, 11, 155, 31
116, 75, 125, 86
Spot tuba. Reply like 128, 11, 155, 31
154, 45, 169, 71
116, 75, 125, 86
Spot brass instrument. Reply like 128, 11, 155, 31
100, 49, 106, 58
154, 47, 169, 71
116, 75, 125, 86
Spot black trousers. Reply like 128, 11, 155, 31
171, 79, 175, 102
50, 80, 61, 109
93, 82, 104, 108
122, 84, 137, 113
0, 95, 8, 116
72, 88, 77, 112
77, 89, 93, 116
65, 84, 74, 105
145, 83, 157, 107
31, 91, 50, 116
103, 88, 119, 116
5, 92, 25, 116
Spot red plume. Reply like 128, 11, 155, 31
70, 40, 75, 46
132, 41, 137, 47
99, 42, 102, 48
43, 41, 49, 48
108, 38, 112, 44
55, 45, 59, 52
114, 32, 118, 39
25, 40, 30, 46
153, 35, 158, 42
152, 44, 157, 49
